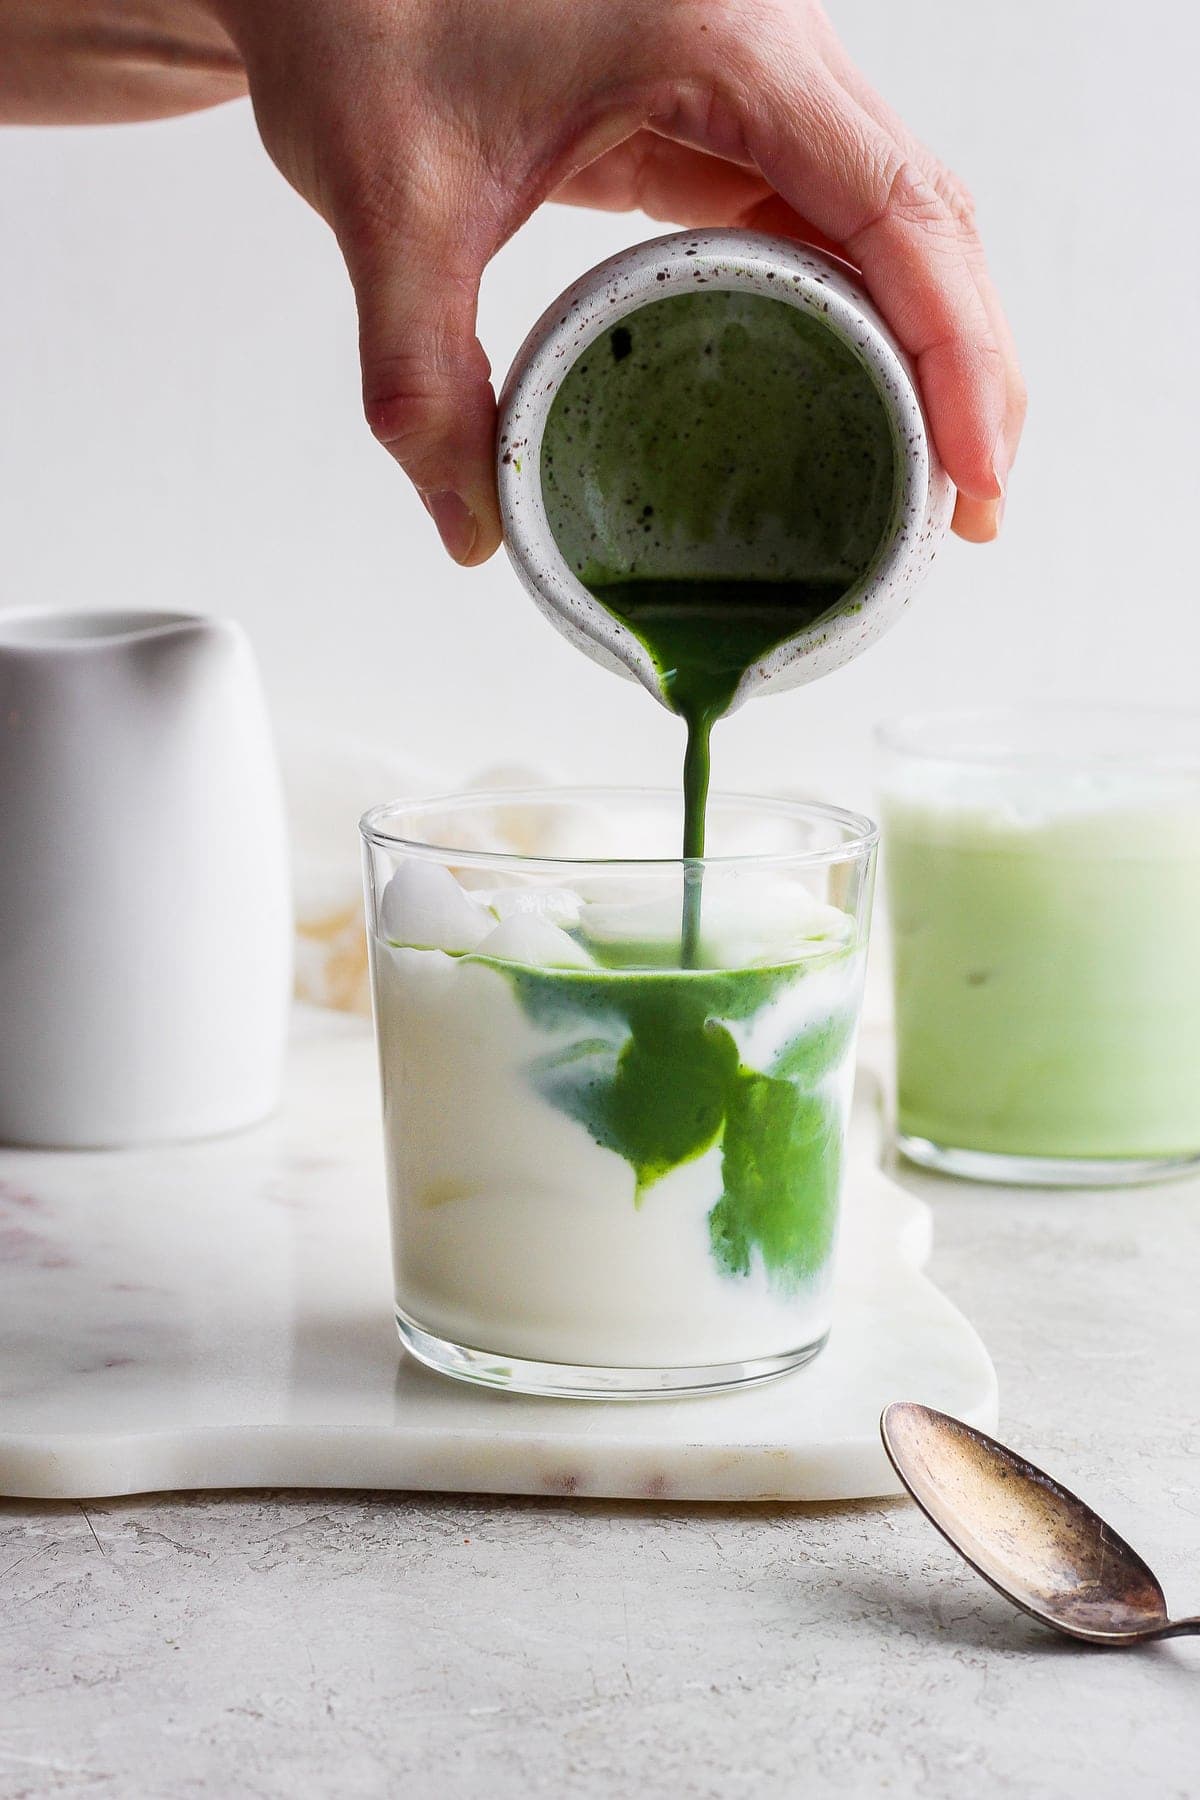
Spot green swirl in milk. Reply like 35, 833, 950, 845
470, 951, 857, 1289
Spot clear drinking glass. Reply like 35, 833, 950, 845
879, 706, 1200, 1187
361, 788, 877, 1398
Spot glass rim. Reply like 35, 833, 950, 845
876, 702, 1200, 774
359, 785, 878, 871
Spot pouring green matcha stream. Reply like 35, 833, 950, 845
496, 231, 957, 976
530, 281, 906, 962
591, 577, 847, 960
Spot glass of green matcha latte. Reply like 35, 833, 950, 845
881, 707, 1200, 1187
361, 789, 877, 1397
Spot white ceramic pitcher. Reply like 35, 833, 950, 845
0, 609, 292, 1147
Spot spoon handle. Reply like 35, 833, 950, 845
1155, 1616, 1200, 1640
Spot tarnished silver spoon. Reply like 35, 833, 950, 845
880, 1402, 1200, 1647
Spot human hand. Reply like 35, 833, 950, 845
205, 0, 1022, 563
0, 0, 246, 125
3, 0, 1024, 562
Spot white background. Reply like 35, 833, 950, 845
2, 0, 1197, 815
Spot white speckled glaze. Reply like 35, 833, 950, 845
497, 228, 954, 713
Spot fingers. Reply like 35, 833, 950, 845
679, 28, 1011, 535
841, 160, 1007, 499
341, 210, 501, 566
814, 28, 1026, 540
214, 0, 524, 569
553, 133, 845, 261
946, 225, 1026, 541
552, 130, 770, 221
734, 191, 847, 263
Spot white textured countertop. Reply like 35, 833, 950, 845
4, 1149, 1199, 1796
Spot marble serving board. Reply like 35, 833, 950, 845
0, 1009, 996, 1503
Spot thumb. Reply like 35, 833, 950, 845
343, 219, 501, 567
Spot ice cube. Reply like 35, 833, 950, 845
379, 860, 494, 953
579, 879, 852, 968
485, 885, 583, 929
701, 882, 853, 968
475, 915, 595, 969
578, 887, 686, 952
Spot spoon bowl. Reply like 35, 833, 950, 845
881, 1402, 1200, 1646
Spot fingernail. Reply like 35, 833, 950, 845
991, 432, 1009, 500
421, 490, 477, 564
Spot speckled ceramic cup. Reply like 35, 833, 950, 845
497, 228, 954, 713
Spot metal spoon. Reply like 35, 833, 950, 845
880, 1402, 1200, 1646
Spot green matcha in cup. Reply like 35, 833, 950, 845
880, 706, 1200, 1186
